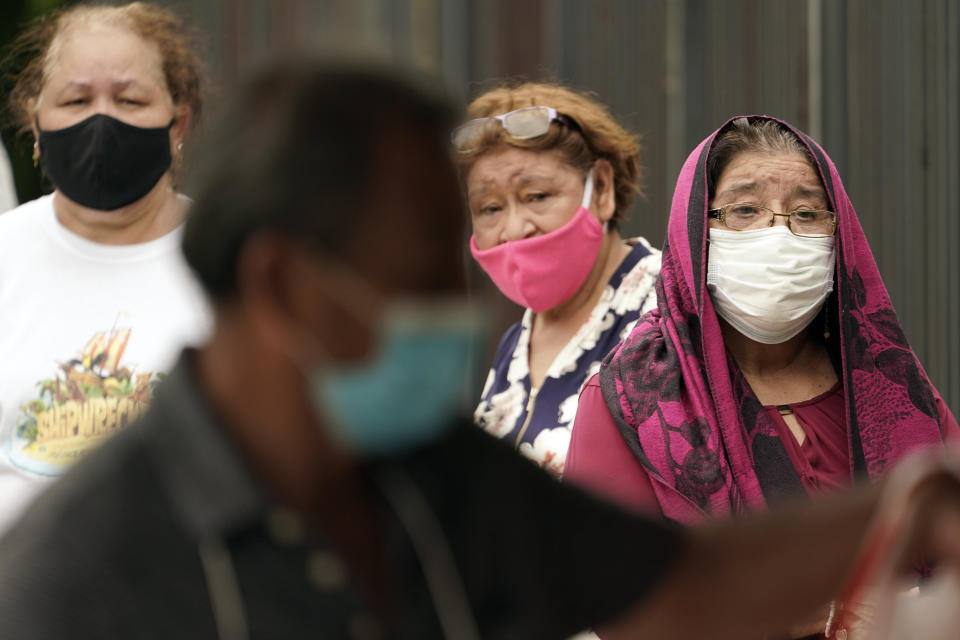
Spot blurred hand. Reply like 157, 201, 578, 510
880, 574, 960, 640
824, 591, 884, 639
786, 602, 829, 638
827, 450, 960, 639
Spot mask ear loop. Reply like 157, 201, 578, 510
580, 168, 595, 210
581, 167, 606, 232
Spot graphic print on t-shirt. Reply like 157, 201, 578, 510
10, 325, 158, 476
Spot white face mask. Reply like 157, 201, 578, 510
706, 226, 835, 344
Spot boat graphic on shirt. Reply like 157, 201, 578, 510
11, 327, 159, 476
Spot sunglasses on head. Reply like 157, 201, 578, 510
451, 106, 578, 153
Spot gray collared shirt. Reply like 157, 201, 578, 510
0, 351, 681, 639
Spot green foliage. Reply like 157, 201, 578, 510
16, 417, 37, 443
29, 0, 62, 13
106, 378, 135, 396
0, 0, 66, 204
36, 377, 55, 397
82, 384, 104, 399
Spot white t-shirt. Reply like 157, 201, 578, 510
0, 193, 211, 531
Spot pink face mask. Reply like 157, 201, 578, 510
470, 171, 604, 312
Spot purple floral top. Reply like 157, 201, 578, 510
474, 239, 661, 477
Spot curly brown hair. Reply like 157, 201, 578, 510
5, 2, 204, 138
456, 82, 642, 223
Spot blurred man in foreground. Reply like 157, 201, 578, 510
0, 59, 959, 640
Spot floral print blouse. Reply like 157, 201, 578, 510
474, 239, 661, 477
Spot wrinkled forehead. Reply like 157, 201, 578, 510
42, 11, 167, 95
712, 150, 827, 203
705, 114, 833, 207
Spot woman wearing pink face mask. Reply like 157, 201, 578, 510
455, 83, 661, 477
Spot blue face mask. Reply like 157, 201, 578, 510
311, 298, 485, 456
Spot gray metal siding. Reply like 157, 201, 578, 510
157, 0, 960, 411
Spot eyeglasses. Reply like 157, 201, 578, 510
451, 106, 577, 153
708, 203, 837, 237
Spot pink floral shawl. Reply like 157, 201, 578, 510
599, 116, 952, 524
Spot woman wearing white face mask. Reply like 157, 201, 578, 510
455, 83, 661, 477
566, 116, 958, 520
566, 116, 960, 636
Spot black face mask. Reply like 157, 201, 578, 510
38, 113, 174, 211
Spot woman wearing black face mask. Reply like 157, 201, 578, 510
0, 2, 210, 533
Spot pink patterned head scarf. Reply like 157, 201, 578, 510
599, 115, 950, 524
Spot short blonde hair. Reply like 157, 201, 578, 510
457, 82, 642, 223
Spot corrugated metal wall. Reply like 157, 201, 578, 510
833, 0, 960, 414
161, 0, 960, 411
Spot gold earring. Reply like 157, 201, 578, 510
175, 142, 184, 171
32, 141, 39, 168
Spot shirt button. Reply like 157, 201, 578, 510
266, 507, 305, 546
307, 550, 348, 590
349, 612, 383, 640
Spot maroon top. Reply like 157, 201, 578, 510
566, 375, 959, 517
764, 383, 849, 496
588, 115, 957, 524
